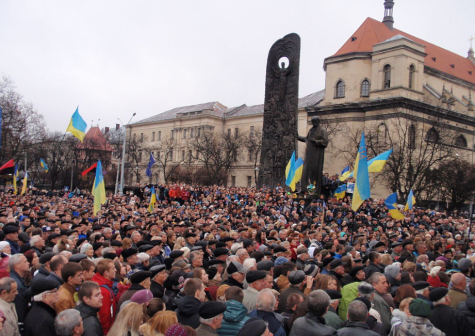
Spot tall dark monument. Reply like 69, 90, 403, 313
258, 33, 300, 189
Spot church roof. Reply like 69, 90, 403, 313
333, 17, 475, 84
76, 126, 113, 151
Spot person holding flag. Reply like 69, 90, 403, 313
351, 132, 370, 211
405, 189, 416, 211
148, 186, 157, 212
13, 164, 18, 194
92, 160, 106, 215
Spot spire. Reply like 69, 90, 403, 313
383, 0, 395, 30
469, 36, 475, 63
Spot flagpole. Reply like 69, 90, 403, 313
118, 113, 136, 196
114, 157, 120, 195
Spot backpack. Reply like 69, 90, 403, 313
100, 280, 119, 298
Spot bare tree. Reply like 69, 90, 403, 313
154, 138, 181, 184
126, 133, 149, 184
244, 127, 262, 183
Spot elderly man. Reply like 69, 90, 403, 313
249, 289, 286, 336
336, 300, 379, 336
9, 253, 30, 327
30, 235, 46, 256
368, 272, 391, 334
45, 255, 68, 287
243, 270, 267, 312
0, 277, 20, 336
324, 290, 344, 330
55, 309, 84, 336
150, 265, 168, 299
224, 261, 249, 289
290, 289, 336, 336
25, 278, 60, 336
428, 288, 474, 336
196, 301, 227, 336
448, 273, 467, 308
75, 281, 104, 336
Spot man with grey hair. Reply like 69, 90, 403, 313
290, 290, 336, 336
25, 278, 59, 336
196, 301, 227, 336
0, 277, 20, 336
55, 309, 83, 336
336, 300, 379, 336
9, 253, 30, 328
30, 234, 45, 256
368, 272, 391, 334
249, 288, 286, 336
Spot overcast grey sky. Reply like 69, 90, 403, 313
0, 0, 473, 132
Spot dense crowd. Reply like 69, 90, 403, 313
0, 183, 475, 336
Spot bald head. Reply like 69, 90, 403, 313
451, 273, 467, 290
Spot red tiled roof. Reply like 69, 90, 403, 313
76, 127, 113, 151
333, 18, 475, 84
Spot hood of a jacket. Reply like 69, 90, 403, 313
76, 303, 100, 319
177, 295, 201, 317
223, 300, 248, 323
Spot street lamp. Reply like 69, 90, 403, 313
117, 113, 136, 196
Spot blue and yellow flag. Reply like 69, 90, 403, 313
385, 192, 405, 220
368, 149, 393, 173
13, 165, 18, 194
20, 172, 28, 196
146, 153, 155, 178
334, 184, 347, 200
339, 166, 351, 181
289, 157, 304, 191
66, 107, 87, 142
405, 189, 416, 211
148, 186, 157, 212
351, 132, 371, 211
40, 158, 49, 173
92, 160, 106, 215
285, 151, 296, 188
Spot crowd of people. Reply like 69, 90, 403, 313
0, 183, 475, 336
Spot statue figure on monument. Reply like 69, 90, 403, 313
298, 116, 328, 194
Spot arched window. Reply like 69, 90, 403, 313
455, 135, 467, 148
335, 80, 345, 98
377, 123, 389, 146
408, 64, 415, 89
383, 64, 391, 89
425, 128, 439, 143
361, 79, 371, 97
408, 124, 416, 149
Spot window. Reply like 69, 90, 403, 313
408, 124, 416, 149
377, 123, 389, 146
426, 128, 439, 143
197, 128, 201, 137
170, 149, 174, 162
188, 150, 192, 160
140, 133, 143, 141
152, 132, 155, 141
409, 64, 415, 89
455, 135, 467, 148
182, 150, 185, 161
171, 130, 175, 140
248, 148, 253, 161
250, 126, 255, 137
133, 133, 136, 141
335, 80, 345, 98
231, 176, 236, 187
138, 151, 143, 162
234, 128, 239, 138
361, 79, 371, 96
383, 64, 391, 89
158, 131, 161, 141
183, 129, 187, 139
227, 129, 231, 137
247, 176, 252, 187
157, 152, 161, 160
190, 128, 194, 138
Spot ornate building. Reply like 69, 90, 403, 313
126, 1, 475, 196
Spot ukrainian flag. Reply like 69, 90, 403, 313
351, 132, 370, 211
334, 184, 347, 200
368, 149, 393, 173
66, 107, 87, 142
339, 166, 351, 181
13, 165, 18, 194
289, 157, 304, 191
40, 158, 49, 173
285, 151, 296, 188
405, 189, 416, 211
384, 192, 405, 220
92, 160, 106, 215
20, 172, 28, 195
148, 186, 157, 212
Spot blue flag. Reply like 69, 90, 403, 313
146, 153, 155, 177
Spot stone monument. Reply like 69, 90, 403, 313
258, 33, 300, 189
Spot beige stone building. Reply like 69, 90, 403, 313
126, 2, 475, 198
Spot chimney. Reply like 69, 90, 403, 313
104, 127, 110, 134
383, 0, 395, 30
116, 123, 120, 130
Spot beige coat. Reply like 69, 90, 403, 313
0, 297, 20, 336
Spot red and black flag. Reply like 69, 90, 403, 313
0, 160, 15, 175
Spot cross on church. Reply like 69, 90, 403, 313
470, 36, 474, 49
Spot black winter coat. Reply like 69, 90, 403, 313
25, 301, 57, 336
337, 321, 380, 336
458, 297, 475, 333
76, 303, 103, 336
176, 295, 202, 329
429, 304, 475, 336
